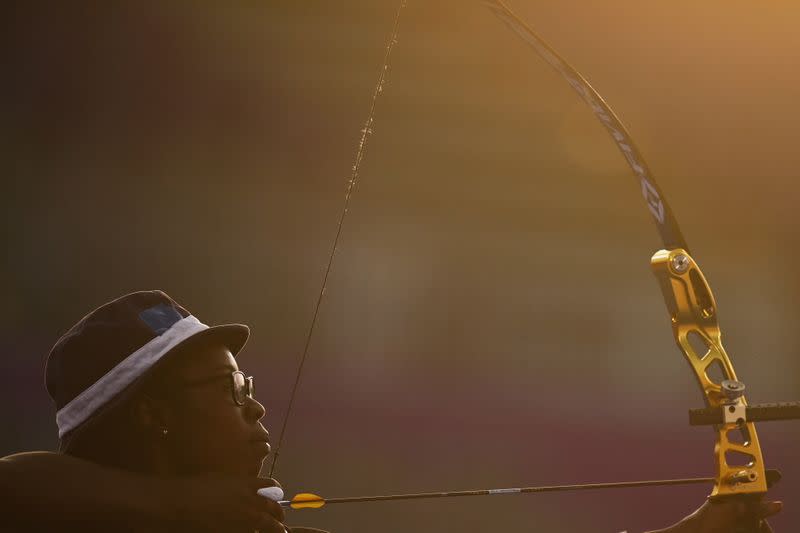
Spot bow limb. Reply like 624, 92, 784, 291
483, 0, 688, 252
484, 0, 772, 519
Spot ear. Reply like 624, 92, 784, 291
129, 393, 171, 433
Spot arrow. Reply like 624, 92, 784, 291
276, 476, 720, 510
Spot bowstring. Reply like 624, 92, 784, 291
269, 0, 408, 478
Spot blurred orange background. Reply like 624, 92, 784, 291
3, 1, 798, 531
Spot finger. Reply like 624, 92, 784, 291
758, 501, 783, 519
707, 498, 748, 526
716, 497, 775, 519
255, 514, 288, 533
261, 496, 287, 523
240, 492, 286, 529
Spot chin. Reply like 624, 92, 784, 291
253, 457, 267, 476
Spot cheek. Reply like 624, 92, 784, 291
170, 405, 252, 472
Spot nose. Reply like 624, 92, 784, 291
244, 396, 266, 422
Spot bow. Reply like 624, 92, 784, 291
270, 0, 795, 526
484, 0, 769, 502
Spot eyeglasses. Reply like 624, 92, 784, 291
178, 370, 255, 406
230, 370, 255, 406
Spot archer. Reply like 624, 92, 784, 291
1, 290, 324, 532
0, 290, 783, 531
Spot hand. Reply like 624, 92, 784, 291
648, 498, 783, 533
163, 475, 288, 532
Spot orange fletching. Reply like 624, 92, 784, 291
290, 493, 326, 510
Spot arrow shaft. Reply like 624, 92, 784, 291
281, 476, 714, 508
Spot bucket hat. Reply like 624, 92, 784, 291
45, 290, 249, 452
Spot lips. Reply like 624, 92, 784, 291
250, 430, 271, 456
251, 439, 271, 456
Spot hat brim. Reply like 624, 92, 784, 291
58, 323, 250, 453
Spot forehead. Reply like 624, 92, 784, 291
159, 341, 238, 381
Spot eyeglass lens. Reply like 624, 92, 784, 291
232, 371, 254, 405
